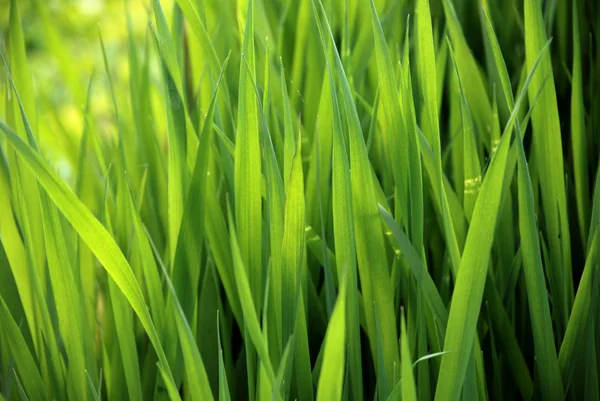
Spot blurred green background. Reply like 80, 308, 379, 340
0, 0, 173, 180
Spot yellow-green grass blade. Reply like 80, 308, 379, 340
0, 219, 24, 348
277, 129, 313, 401
258, 56, 287, 356
277, 130, 305, 351
415, 0, 461, 270
6, 0, 46, 287
0, 295, 46, 401
271, 335, 295, 401
280, 59, 296, 190
446, 40, 481, 222
438, 0, 492, 148
226, 202, 276, 384
421, 118, 531, 400
434, 31, 551, 400
434, 120, 512, 401
0, 121, 180, 397
170, 52, 233, 322
161, 57, 191, 265
125, 18, 168, 251
305, 71, 334, 241
514, 123, 564, 401
100, 168, 143, 401
0, 105, 38, 360
313, 1, 399, 386
524, 0, 573, 333
152, 0, 183, 96
145, 228, 215, 401
151, 0, 200, 265
263, 105, 287, 359
481, 13, 563, 399
571, 0, 590, 246
4, 51, 84, 401
316, 273, 347, 401
413, 23, 483, 398
235, 0, 263, 310
240, 45, 290, 373
124, 178, 166, 339
417, 130, 468, 250
399, 20, 425, 255
379, 206, 448, 331
40, 192, 90, 401
106, 277, 143, 401
320, 59, 364, 400
369, 0, 410, 233
401, 312, 418, 401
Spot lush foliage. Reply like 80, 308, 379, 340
1, 0, 599, 400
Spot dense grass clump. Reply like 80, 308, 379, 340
1, 0, 599, 400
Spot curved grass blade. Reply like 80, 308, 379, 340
434, 123, 512, 401
0, 121, 180, 398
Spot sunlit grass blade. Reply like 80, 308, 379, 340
400, 312, 418, 401
0, 121, 180, 396
399, 19, 425, 256
280, 59, 296, 189
524, 0, 573, 333
316, 272, 347, 401
438, 0, 492, 147
313, 1, 399, 387
235, 0, 263, 310
170, 51, 233, 320
379, 206, 448, 331
145, 227, 214, 401
226, 201, 275, 383
369, 0, 410, 232
6, 0, 46, 293
446, 40, 481, 222
481, 11, 563, 399
277, 127, 313, 401
4, 44, 93, 401
415, 0, 461, 270
271, 335, 294, 401
318, 56, 364, 401
434, 116, 512, 401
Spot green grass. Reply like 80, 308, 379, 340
1, 0, 599, 400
